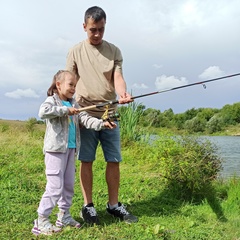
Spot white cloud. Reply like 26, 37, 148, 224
132, 83, 148, 89
155, 75, 188, 90
5, 89, 40, 99
199, 66, 225, 80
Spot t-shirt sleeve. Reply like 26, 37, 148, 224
66, 47, 80, 80
114, 47, 123, 73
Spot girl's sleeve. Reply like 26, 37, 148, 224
78, 111, 105, 131
38, 98, 68, 120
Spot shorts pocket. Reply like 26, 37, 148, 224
46, 169, 62, 189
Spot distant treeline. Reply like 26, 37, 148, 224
28, 101, 240, 134
119, 102, 240, 134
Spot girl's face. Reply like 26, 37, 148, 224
83, 17, 105, 45
57, 73, 77, 101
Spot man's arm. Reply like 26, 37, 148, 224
114, 71, 133, 104
66, 49, 80, 80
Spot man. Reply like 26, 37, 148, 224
66, 6, 138, 225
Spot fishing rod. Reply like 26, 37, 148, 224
77, 72, 240, 112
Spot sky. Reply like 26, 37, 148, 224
1, 0, 240, 120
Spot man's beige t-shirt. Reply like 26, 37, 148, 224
66, 40, 123, 118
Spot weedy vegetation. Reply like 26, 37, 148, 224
1, 105, 240, 239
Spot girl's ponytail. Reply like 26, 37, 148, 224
47, 70, 65, 96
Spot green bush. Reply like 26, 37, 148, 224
25, 117, 39, 136
155, 135, 222, 201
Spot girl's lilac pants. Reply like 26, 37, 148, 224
37, 149, 76, 217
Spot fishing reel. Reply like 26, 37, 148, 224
101, 105, 120, 126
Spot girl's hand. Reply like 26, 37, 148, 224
104, 121, 117, 129
68, 107, 80, 115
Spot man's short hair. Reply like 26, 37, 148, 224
84, 6, 106, 23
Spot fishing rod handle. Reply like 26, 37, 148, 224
75, 105, 98, 112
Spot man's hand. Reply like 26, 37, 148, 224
118, 92, 133, 104
104, 121, 117, 129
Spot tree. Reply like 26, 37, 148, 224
206, 115, 224, 133
184, 108, 198, 120
184, 116, 206, 133
220, 102, 240, 125
173, 113, 184, 130
197, 108, 219, 121
141, 108, 161, 127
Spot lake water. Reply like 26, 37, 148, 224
201, 136, 240, 178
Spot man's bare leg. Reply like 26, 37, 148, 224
80, 162, 93, 205
106, 162, 120, 205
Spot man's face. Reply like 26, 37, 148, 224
83, 17, 106, 45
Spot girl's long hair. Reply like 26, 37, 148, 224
47, 70, 72, 96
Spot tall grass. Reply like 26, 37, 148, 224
118, 102, 150, 145
1, 119, 240, 239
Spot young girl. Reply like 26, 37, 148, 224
32, 70, 116, 236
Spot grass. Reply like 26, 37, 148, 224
1, 119, 240, 239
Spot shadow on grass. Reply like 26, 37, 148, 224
132, 183, 228, 222
74, 193, 227, 228
204, 184, 227, 222
71, 183, 227, 227
73, 209, 126, 227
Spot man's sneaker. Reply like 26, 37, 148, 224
56, 210, 81, 228
80, 203, 100, 225
106, 202, 138, 224
31, 217, 62, 236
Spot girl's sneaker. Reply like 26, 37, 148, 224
56, 210, 81, 228
31, 217, 62, 236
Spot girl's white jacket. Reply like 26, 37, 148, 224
39, 93, 104, 154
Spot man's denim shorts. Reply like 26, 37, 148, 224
78, 121, 122, 163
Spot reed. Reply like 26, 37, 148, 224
118, 102, 148, 145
